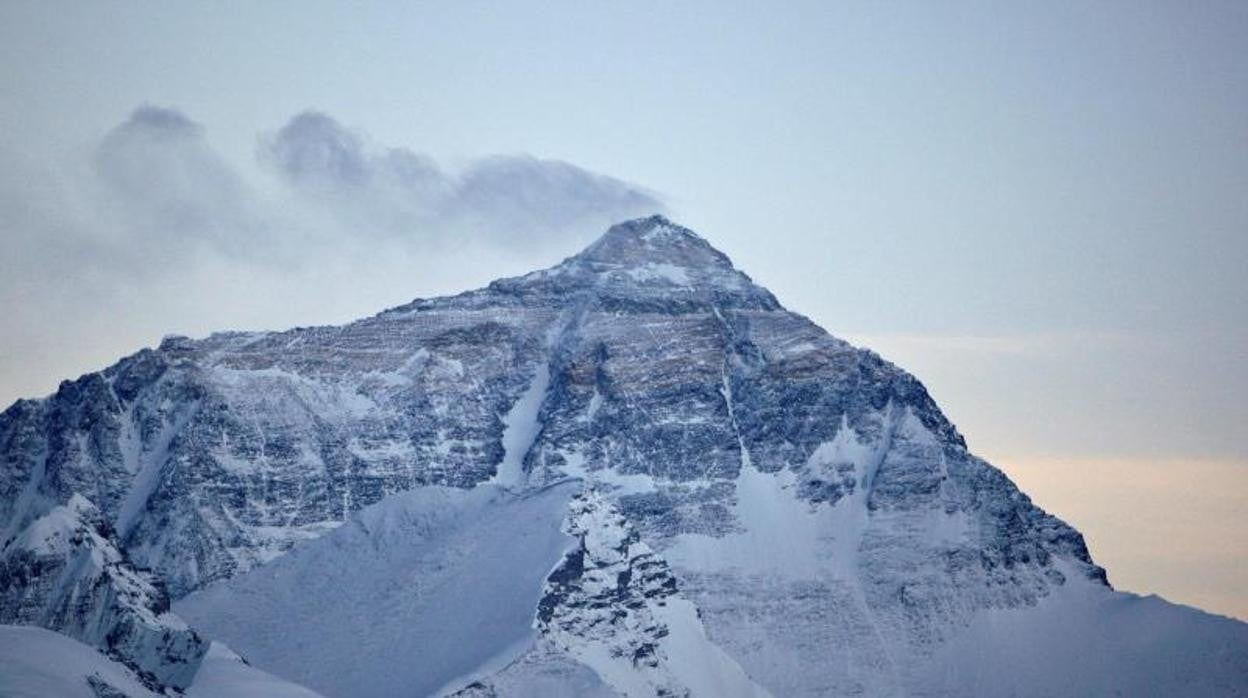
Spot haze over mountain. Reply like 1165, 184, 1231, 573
1, 216, 1245, 696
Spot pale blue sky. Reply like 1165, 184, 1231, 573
1, 2, 1245, 617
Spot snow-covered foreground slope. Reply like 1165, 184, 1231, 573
2, 215, 1247, 695
187, 642, 326, 698
0, 625, 161, 698
0, 626, 323, 698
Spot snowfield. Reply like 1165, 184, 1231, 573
176, 483, 581, 698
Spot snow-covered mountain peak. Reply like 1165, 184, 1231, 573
573, 214, 731, 271
481, 215, 780, 312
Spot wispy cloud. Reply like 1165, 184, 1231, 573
4, 104, 664, 281
91, 105, 266, 264
260, 109, 661, 246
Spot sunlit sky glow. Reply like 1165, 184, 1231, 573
1, 1, 1244, 619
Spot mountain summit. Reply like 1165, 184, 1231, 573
1, 217, 1245, 697
573, 215, 734, 269
479, 214, 780, 312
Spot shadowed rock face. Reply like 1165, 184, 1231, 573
5, 214, 1195, 697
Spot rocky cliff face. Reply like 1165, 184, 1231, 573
0, 494, 206, 690
2, 215, 1243, 697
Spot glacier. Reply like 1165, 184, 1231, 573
1, 214, 1245, 696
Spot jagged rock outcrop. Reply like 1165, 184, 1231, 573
535, 490, 768, 697
0, 494, 206, 689
539, 490, 681, 657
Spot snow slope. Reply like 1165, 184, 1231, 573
0, 625, 160, 698
910, 565, 1248, 697
176, 482, 582, 698
0, 626, 325, 698
188, 642, 327, 698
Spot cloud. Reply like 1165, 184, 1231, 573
92, 105, 258, 259
260, 110, 663, 245
263, 111, 372, 189
2, 104, 663, 285
451, 154, 661, 241
109, 105, 203, 139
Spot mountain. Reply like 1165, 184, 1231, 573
2, 215, 1246, 696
